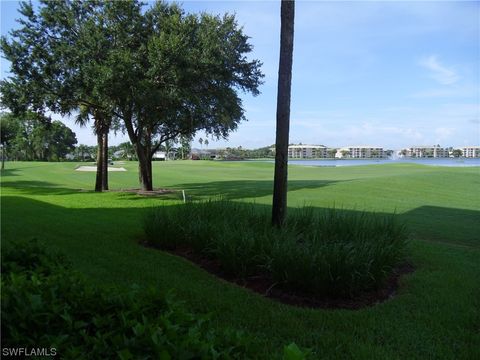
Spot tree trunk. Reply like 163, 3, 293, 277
272, 0, 295, 227
147, 156, 152, 187
121, 111, 153, 191
137, 144, 153, 191
1, 144, 5, 170
102, 130, 109, 191
95, 132, 103, 192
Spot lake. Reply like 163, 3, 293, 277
285, 158, 480, 167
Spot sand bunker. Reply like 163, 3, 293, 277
76, 166, 127, 172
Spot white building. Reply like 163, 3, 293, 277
403, 145, 449, 158
288, 145, 327, 158
153, 151, 166, 160
336, 146, 385, 159
461, 146, 480, 158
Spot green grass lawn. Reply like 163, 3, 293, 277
1, 161, 479, 358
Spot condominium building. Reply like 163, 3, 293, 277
288, 145, 327, 158
336, 146, 385, 159
403, 145, 449, 158
461, 146, 480, 158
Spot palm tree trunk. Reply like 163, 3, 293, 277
1, 144, 5, 170
95, 132, 104, 192
101, 130, 109, 191
272, 0, 295, 227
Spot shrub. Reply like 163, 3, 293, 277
1, 240, 260, 359
1, 239, 68, 275
144, 201, 409, 297
269, 208, 408, 297
144, 200, 274, 276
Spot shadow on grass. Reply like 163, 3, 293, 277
174, 180, 337, 200
1, 179, 187, 199
0, 168, 20, 177
400, 206, 480, 247
1, 178, 336, 200
116, 191, 184, 201
2, 195, 478, 250
1, 196, 150, 246
1, 180, 89, 196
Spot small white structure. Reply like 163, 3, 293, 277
75, 166, 126, 172
153, 151, 166, 160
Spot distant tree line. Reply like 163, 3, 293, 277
204, 145, 274, 160
0, 112, 77, 166
57, 137, 192, 163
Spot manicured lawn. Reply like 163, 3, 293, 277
1, 161, 479, 358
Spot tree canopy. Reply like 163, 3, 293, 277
1, 0, 263, 190
0, 112, 77, 162
0, 113, 18, 169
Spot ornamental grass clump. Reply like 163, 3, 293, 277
271, 207, 409, 297
144, 200, 409, 297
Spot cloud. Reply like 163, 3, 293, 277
419, 55, 460, 85
288, 102, 479, 148
410, 85, 477, 99
434, 127, 455, 142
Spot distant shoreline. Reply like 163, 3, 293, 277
231, 157, 478, 161
228, 158, 480, 167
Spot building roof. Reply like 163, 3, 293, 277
409, 145, 444, 148
288, 145, 326, 149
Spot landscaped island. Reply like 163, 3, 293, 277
1, 161, 479, 358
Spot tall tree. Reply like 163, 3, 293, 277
0, 112, 76, 162
272, 0, 295, 227
451, 149, 463, 158
1, 1, 114, 191
179, 136, 192, 160
117, 141, 137, 160
75, 144, 91, 161
107, 2, 263, 190
1, 1, 263, 191
327, 148, 337, 158
76, 106, 112, 191
0, 113, 17, 169
44, 121, 77, 161
340, 150, 351, 158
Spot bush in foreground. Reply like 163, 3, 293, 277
144, 201, 409, 297
1, 240, 261, 359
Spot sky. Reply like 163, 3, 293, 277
1, 0, 479, 149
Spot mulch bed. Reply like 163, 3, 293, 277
143, 242, 414, 310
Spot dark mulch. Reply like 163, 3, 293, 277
142, 242, 414, 310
